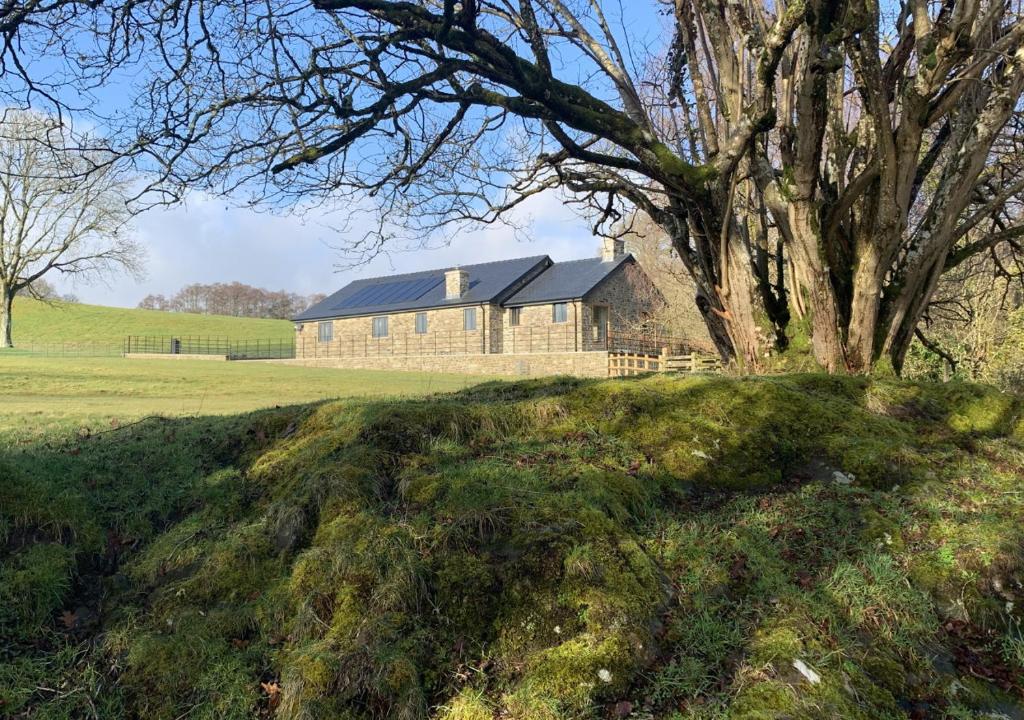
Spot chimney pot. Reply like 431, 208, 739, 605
445, 267, 470, 299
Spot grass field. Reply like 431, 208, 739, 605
8, 297, 293, 345
0, 356, 490, 434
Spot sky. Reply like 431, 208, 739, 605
59, 190, 600, 308
29, 2, 669, 309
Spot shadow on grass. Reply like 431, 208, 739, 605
1, 373, 1022, 720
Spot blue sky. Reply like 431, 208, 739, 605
38, 2, 670, 308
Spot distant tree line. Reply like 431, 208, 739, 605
138, 282, 325, 320
16, 278, 79, 304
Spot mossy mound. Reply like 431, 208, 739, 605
2, 374, 1023, 719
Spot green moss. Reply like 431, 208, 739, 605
749, 626, 803, 667
5, 373, 1024, 719
648, 141, 718, 189
438, 689, 493, 720
730, 682, 798, 719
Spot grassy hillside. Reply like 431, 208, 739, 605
9, 297, 293, 344
2, 374, 1023, 719
0, 356, 491, 433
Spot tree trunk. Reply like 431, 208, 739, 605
717, 241, 772, 372
787, 203, 848, 372
1, 286, 13, 348
881, 251, 950, 373
674, 213, 777, 371
845, 246, 885, 373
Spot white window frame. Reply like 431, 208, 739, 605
463, 307, 477, 331
372, 316, 389, 338
318, 321, 333, 342
552, 302, 569, 323
415, 312, 428, 334
508, 307, 521, 326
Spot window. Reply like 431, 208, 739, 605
508, 307, 521, 326
415, 312, 428, 334
591, 306, 608, 341
318, 321, 333, 342
463, 307, 477, 331
372, 316, 389, 338
552, 302, 568, 323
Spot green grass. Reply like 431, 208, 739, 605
0, 356, 489, 433
8, 297, 293, 345
2, 373, 1023, 719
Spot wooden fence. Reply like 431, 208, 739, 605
665, 353, 723, 373
608, 349, 722, 377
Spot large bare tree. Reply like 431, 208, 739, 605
0, 110, 140, 347
3, 0, 1023, 372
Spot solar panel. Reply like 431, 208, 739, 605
333, 276, 444, 309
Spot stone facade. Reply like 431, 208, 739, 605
294, 257, 661, 362
579, 261, 661, 350
501, 300, 582, 353
296, 303, 494, 358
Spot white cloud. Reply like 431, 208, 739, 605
63, 189, 599, 307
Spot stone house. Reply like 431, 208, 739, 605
290, 240, 678, 376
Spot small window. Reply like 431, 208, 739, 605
372, 316, 389, 338
415, 312, 428, 334
463, 307, 477, 331
508, 307, 521, 326
591, 306, 608, 341
318, 321, 333, 342
552, 302, 568, 323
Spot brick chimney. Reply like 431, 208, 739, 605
445, 267, 469, 299
600, 237, 625, 262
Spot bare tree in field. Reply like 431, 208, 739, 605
0, 111, 140, 347
2, 1, 1023, 372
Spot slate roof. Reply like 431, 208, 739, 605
503, 254, 633, 306
294, 255, 550, 321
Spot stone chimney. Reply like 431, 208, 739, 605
445, 267, 470, 299
600, 237, 626, 262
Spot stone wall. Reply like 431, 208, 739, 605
501, 301, 582, 353
125, 353, 227, 361
296, 303, 493, 357
268, 350, 610, 378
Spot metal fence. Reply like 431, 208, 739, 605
298, 330, 490, 358
124, 335, 233, 356
124, 335, 295, 360
225, 339, 295, 360
0, 341, 124, 357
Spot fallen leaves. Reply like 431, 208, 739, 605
261, 681, 281, 711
